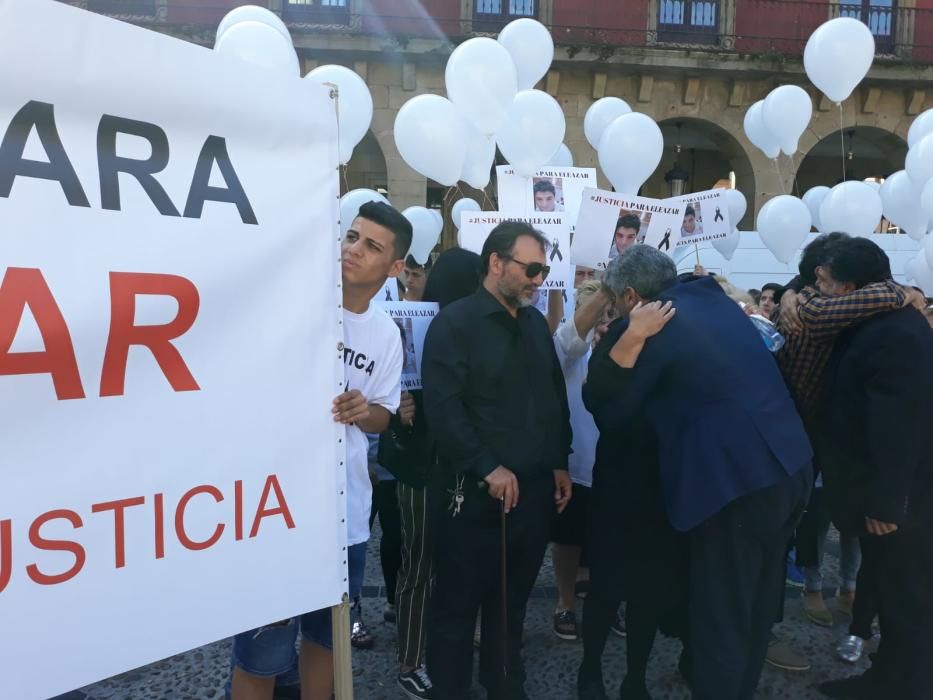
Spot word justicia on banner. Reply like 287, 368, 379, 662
0, 474, 295, 594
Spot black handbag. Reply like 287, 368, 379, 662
378, 393, 434, 488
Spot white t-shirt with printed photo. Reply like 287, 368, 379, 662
343, 303, 403, 546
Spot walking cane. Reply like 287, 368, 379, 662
499, 496, 509, 700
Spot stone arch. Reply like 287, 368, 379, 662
344, 130, 387, 195
794, 126, 907, 193
640, 117, 757, 229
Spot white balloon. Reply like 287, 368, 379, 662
757, 195, 812, 264
403, 206, 442, 264
216, 5, 290, 45
908, 109, 933, 149
583, 97, 632, 151
723, 189, 748, 229
762, 85, 813, 156
497, 18, 554, 91
743, 101, 781, 160
339, 189, 389, 237
712, 229, 741, 261
446, 38, 518, 136
305, 65, 373, 166
496, 89, 566, 179
214, 21, 299, 76
546, 144, 574, 167
819, 181, 883, 237
460, 125, 496, 189
804, 17, 875, 104
394, 95, 467, 187
452, 198, 481, 230
926, 234, 933, 273
802, 186, 830, 233
906, 133, 933, 191
921, 178, 933, 224
909, 253, 933, 295
598, 112, 663, 195
879, 170, 927, 240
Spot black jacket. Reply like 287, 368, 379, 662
818, 307, 933, 534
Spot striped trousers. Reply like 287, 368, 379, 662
396, 481, 433, 669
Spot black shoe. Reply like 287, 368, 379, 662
818, 671, 888, 699
554, 609, 579, 640
397, 666, 434, 699
610, 607, 626, 638
619, 676, 652, 700
578, 664, 607, 700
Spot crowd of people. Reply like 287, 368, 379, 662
227, 201, 933, 700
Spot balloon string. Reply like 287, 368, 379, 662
773, 158, 786, 195
839, 103, 846, 182
341, 165, 349, 195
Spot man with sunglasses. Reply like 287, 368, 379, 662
422, 221, 573, 700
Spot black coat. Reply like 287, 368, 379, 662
817, 306, 933, 534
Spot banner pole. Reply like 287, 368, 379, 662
332, 594, 354, 700
327, 82, 354, 700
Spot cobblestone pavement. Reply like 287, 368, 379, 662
56, 528, 867, 700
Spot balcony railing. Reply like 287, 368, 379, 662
77, 0, 933, 64
472, 0, 537, 33
87, 0, 155, 15
282, 0, 350, 25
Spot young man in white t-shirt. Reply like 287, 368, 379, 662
229, 201, 409, 700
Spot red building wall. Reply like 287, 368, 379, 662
166, 0, 245, 26
734, 0, 830, 55
914, 0, 933, 62
360, 0, 461, 39
551, 0, 648, 48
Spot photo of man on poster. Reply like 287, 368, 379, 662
533, 178, 565, 213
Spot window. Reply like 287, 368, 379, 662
283, 0, 350, 24
838, 0, 896, 53
87, 0, 155, 15
657, 0, 720, 45
473, 0, 537, 32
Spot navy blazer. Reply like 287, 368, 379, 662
585, 277, 812, 532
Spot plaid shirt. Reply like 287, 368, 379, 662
776, 280, 906, 419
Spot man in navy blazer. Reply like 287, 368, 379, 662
584, 245, 812, 700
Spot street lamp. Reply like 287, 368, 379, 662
664, 121, 690, 196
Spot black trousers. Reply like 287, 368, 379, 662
427, 472, 554, 700
371, 479, 403, 604
859, 525, 933, 697
686, 465, 811, 700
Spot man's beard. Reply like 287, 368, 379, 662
497, 278, 535, 309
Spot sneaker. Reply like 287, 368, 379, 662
554, 609, 579, 640
397, 666, 434, 700
836, 634, 864, 663
384, 603, 397, 623
785, 555, 805, 589
803, 592, 834, 627
765, 635, 810, 671
610, 607, 626, 638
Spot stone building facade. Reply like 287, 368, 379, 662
70, 0, 933, 242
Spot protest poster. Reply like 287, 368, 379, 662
379, 277, 401, 302
571, 187, 687, 270
375, 302, 439, 390
0, 2, 344, 697
459, 212, 573, 290
496, 166, 598, 226
666, 188, 733, 252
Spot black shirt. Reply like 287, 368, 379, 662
422, 286, 572, 480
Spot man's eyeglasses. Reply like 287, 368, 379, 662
500, 254, 550, 281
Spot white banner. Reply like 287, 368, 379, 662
458, 212, 572, 290
496, 166, 597, 227
0, 2, 344, 698
571, 187, 687, 270
667, 188, 733, 251
375, 302, 439, 390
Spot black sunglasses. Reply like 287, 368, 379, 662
500, 254, 550, 281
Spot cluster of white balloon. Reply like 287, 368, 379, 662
394, 18, 562, 189
210, 5, 447, 264
743, 16, 933, 290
